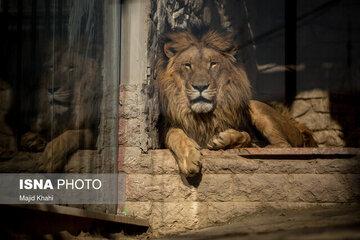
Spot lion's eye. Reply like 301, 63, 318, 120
210, 62, 218, 68
184, 63, 192, 69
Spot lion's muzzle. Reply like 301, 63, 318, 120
47, 88, 72, 115
187, 85, 216, 113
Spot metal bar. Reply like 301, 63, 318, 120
284, 0, 297, 105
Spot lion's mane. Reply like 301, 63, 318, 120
156, 28, 252, 147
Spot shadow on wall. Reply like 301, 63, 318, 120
290, 89, 360, 147
329, 92, 360, 147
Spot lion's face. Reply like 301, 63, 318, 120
44, 51, 78, 92
42, 51, 82, 115
34, 45, 99, 137
172, 46, 227, 113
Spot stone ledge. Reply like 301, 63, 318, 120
121, 148, 360, 175
120, 148, 360, 235
125, 173, 360, 203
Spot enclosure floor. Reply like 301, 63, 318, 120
160, 204, 360, 240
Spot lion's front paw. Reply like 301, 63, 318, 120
207, 129, 251, 150
39, 142, 65, 172
21, 132, 47, 152
177, 141, 201, 177
166, 128, 202, 177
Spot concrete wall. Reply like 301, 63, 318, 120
291, 89, 360, 147
121, 149, 360, 235
119, 0, 154, 153
247, 0, 360, 146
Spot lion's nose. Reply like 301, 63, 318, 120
192, 84, 209, 92
48, 86, 61, 94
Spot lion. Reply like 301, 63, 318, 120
18, 44, 101, 172
156, 28, 317, 176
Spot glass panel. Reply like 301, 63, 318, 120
247, 0, 360, 147
0, 0, 118, 172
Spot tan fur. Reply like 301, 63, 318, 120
157, 28, 317, 176
249, 100, 317, 147
269, 102, 317, 147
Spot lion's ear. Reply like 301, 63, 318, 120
229, 45, 239, 56
164, 42, 176, 58
223, 45, 239, 62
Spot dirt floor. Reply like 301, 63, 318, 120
3, 204, 360, 239
158, 205, 360, 240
